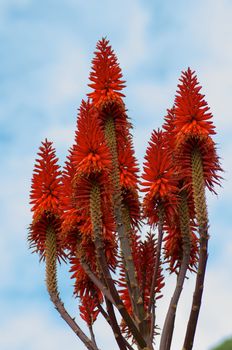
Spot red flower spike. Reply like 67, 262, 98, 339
174, 68, 216, 145
88, 38, 126, 107
118, 141, 140, 191
173, 68, 222, 192
79, 295, 100, 326
162, 107, 177, 152
119, 232, 164, 339
141, 130, 179, 225
70, 256, 102, 301
29, 139, 64, 260
60, 146, 81, 248
164, 224, 198, 274
73, 100, 112, 177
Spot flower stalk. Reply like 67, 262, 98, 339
159, 191, 191, 350
183, 148, 209, 350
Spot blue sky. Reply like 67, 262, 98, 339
0, 1, 232, 349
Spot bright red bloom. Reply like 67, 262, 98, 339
73, 100, 112, 177
88, 38, 126, 107
118, 141, 140, 190
29, 139, 64, 259
164, 224, 198, 274
162, 107, 177, 152
119, 232, 164, 338
117, 137, 141, 227
174, 68, 215, 146
141, 130, 179, 225
70, 233, 117, 326
173, 68, 222, 192
30, 140, 62, 219
60, 146, 84, 252
79, 295, 100, 326
70, 254, 103, 326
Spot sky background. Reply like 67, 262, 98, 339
0, 1, 232, 349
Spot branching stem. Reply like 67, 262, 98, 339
159, 191, 191, 350
45, 226, 98, 350
183, 148, 209, 350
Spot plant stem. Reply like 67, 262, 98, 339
148, 207, 164, 313
183, 148, 209, 350
45, 226, 98, 350
159, 191, 191, 350
104, 116, 147, 336
90, 183, 149, 349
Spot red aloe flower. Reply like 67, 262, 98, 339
141, 129, 179, 225
173, 68, 222, 192
174, 68, 215, 144
88, 38, 126, 107
79, 295, 100, 326
60, 146, 84, 252
164, 224, 198, 274
29, 139, 64, 259
119, 232, 164, 338
118, 141, 140, 191
73, 100, 112, 177
70, 255, 103, 317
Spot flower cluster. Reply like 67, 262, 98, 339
29, 139, 64, 260
29, 38, 221, 347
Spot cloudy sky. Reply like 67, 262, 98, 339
0, 1, 232, 349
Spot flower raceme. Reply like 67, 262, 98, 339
164, 223, 198, 274
173, 68, 222, 193
141, 129, 179, 226
119, 232, 164, 338
73, 100, 112, 177
174, 68, 215, 143
30, 139, 62, 219
29, 139, 64, 260
88, 37, 126, 108
88, 38, 141, 226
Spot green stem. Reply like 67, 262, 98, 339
90, 183, 148, 349
104, 117, 147, 336
183, 148, 209, 350
45, 226, 98, 350
159, 191, 191, 350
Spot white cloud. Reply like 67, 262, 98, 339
0, 310, 79, 350
117, 0, 150, 71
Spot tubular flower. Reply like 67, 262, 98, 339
118, 141, 140, 191
88, 38, 126, 108
79, 295, 100, 326
60, 146, 86, 252
162, 107, 177, 152
29, 139, 64, 259
73, 100, 112, 177
141, 129, 179, 225
164, 224, 198, 274
119, 232, 164, 338
70, 255, 103, 324
173, 68, 222, 192
174, 68, 215, 143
